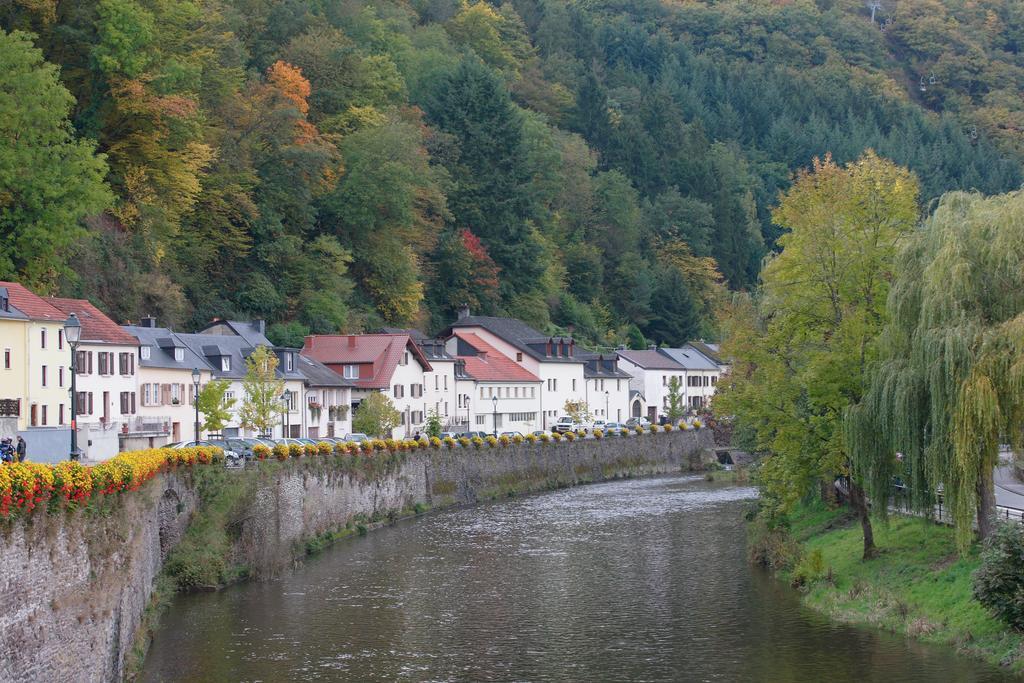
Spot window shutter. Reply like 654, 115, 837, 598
131, 392, 136, 414
161, 384, 170, 406
130, 353, 135, 375
87, 393, 94, 415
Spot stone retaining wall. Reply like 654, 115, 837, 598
0, 429, 712, 682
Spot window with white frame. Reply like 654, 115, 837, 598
508, 412, 536, 422
174, 348, 184, 362
285, 353, 294, 372
225, 391, 235, 401
170, 384, 181, 404
475, 415, 486, 425
343, 365, 358, 379
221, 356, 231, 372
140, 346, 151, 360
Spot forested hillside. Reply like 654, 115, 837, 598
1, 0, 1021, 347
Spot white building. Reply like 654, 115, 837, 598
123, 321, 214, 445
49, 298, 140, 459
446, 329, 542, 434
301, 333, 432, 438
186, 320, 307, 439
659, 345, 722, 410
579, 351, 632, 424
443, 308, 588, 430
297, 354, 354, 439
616, 348, 687, 423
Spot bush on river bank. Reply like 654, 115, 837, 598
758, 502, 1024, 673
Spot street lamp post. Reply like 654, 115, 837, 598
280, 392, 290, 439
605, 390, 609, 422
192, 368, 201, 442
64, 314, 82, 461
465, 396, 471, 432
492, 395, 498, 437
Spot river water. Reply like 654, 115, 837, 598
142, 475, 1016, 682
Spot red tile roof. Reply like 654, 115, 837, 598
301, 334, 432, 389
48, 298, 138, 345
0, 282, 65, 321
454, 332, 540, 382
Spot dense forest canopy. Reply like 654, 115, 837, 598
1, 0, 1021, 348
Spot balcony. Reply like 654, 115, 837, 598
122, 415, 172, 435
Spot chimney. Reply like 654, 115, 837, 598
254, 319, 266, 334
457, 303, 471, 320
348, 335, 357, 349
140, 316, 157, 328
648, 344, 658, 351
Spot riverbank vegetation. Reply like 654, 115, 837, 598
757, 503, 1024, 673
715, 144, 1024, 665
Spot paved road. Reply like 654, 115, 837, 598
995, 462, 1024, 513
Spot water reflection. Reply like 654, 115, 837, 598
143, 476, 1015, 682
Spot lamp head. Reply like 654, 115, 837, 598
64, 313, 82, 345
191, 367, 201, 385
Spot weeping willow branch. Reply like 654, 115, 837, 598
847, 190, 1024, 552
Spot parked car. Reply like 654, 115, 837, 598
531, 430, 551, 438
602, 422, 625, 435
439, 432, 459, 440
344, 433, 369, 443
463, 431, 489, 439
552, 417, 579, 434
170, 440, 241, 462
625, 417, 651, 428
500, 431, 524, 439
208, 437, 257, 458
275, 438, 312, 448
592, 420, 606, 431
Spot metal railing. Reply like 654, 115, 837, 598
122, 415, 172, 434
892, 483, 1024, 527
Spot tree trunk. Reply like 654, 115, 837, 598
976, 469, 997, 542
849, 479, 877, 560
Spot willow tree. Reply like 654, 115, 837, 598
847, 190, 1024, 551
715, 152, 919, 559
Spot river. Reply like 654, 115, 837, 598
142, 475, 1015, 682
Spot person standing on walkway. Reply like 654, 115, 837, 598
16, 436, 26, 462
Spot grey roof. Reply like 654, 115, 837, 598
416, 338, 454, 361
616, 349, 685, 371
199, 320, 271, 347
297, 354, 353, 388
379, 327, 428, 341
660, 346, 720, 371
577, 349, 632, 379
0, 289, 28, 320
447, 316, 585, 364
688, 340, 725, 366
175, 330, 307, 382
124, 325, 210, 370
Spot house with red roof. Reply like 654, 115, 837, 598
0, 282, 76, 460
49, 298, 140, 459
301, 334, 433, 438
446, 330, 542, 435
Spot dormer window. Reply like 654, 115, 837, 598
285, 353, 293, 372
343, 364, 358, 379
140, 346, 151, 360
174, 348, 184, 362
221, 356, 231, 372
0, 295, 7, 312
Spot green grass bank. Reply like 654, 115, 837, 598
770, 503, 1024, 673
